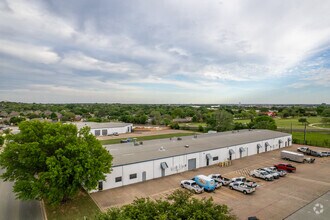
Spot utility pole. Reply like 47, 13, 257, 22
291, 122, 293, 134
303, 123, 307, 145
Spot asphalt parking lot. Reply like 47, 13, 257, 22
91, 145, 330, 220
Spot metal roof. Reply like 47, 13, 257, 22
105, 129, 291, 167
71, 122, 132, 130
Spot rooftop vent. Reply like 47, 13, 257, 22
159, 146, 166, 151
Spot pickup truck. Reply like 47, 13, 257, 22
208, 174, 231, 186
268, 167, 286, 177
229, 181, 256, 194
297, 147, 324, 157
180, 180, 204, 194
297, 147, 309, 153
231, 177, 258, 188
250, 170, 274, 181
274, 163, 296, 172
258, 168, 280, 179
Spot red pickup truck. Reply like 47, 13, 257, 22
274, 163, 296, 172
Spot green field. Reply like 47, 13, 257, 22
45, 190, 100, 220
233, 119, 251, 124
292, 131, 330, 148
100, 132, 196, 145
234, 117, 324, 129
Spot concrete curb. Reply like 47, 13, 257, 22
40, 200, 48, 220
88, 192, 105, 212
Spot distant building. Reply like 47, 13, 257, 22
72, 122, 133, 136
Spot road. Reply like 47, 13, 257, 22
0, 169, 44, 220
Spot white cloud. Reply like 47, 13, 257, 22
0, 0, 330, 103
61, 52, 142, 75
0, 39, 60, 64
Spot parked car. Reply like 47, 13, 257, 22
268, 167, 286, 177
321, 151, 330, 157
231, 177, 258, 188
274, 163, 296, 172
229, 181, 256, 194
193, 175, 216, 192
250, 170, 274, 181
309, 150, 323, 157
180, 180, 204, 194
208, 174, 232, 186
258, 168, 280, 179
113, 132, 119, 136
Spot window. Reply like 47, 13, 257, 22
213, 156, 219, 161
115, 176, 122, 182
129, 173, 137, 179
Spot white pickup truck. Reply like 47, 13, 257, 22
258, 168, 280, 179
229, 181, 256, 194
250, 170, 274, 181
208, 174, 232, 186
231, 177, 258, 188
268, 167, 286, 177
180, 180, 204, 194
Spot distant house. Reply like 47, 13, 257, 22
172, 117, 192, 123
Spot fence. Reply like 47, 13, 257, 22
293, 139, 330, 148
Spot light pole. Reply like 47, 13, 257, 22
303, 123, 307, 145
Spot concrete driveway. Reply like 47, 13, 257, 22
0, 169, 44, 220
91, 145, 330, 220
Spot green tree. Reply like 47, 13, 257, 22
298, 118, 308, 124
207, 110, 234, 132
249, 116, 277, 130
321, 117, 330, 124
0, 136, 4, 147
198, 125, 204, 132
9, 116, 26, 125
322, 109, 330, 117
96, 190, 236, 220
0, 121, 112, 205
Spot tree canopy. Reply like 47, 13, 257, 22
249, 116, 277, 130
96, 190, 236, 220
0, 121, 113, 205
207, 110, 234, 132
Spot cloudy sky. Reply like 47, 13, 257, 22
0, 0, 330, 104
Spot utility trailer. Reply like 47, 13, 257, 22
281, 150, 315, 163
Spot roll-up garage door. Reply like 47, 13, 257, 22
188, 158, 196, 170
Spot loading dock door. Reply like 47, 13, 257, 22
188, 158, 196, 170
102, 129, 107, 136
142, 171, 146, 181
279, 140, 283, 148
206, 154, 212, 166
257, 144, 262, 154
160, 162, 168, 177
265, 142, 270, 152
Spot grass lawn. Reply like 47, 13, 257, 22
179, 122, 207, 127
292, 131, 330, 148
100, 132, 196, 145
234, 117, 323, 130
275, 117, 322, 129
234, 119, 251, 124
315, 124, 330, 128
45, 190, 100, 220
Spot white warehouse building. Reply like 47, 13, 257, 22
96, 129, 292, 191
73, 122, 133, 136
